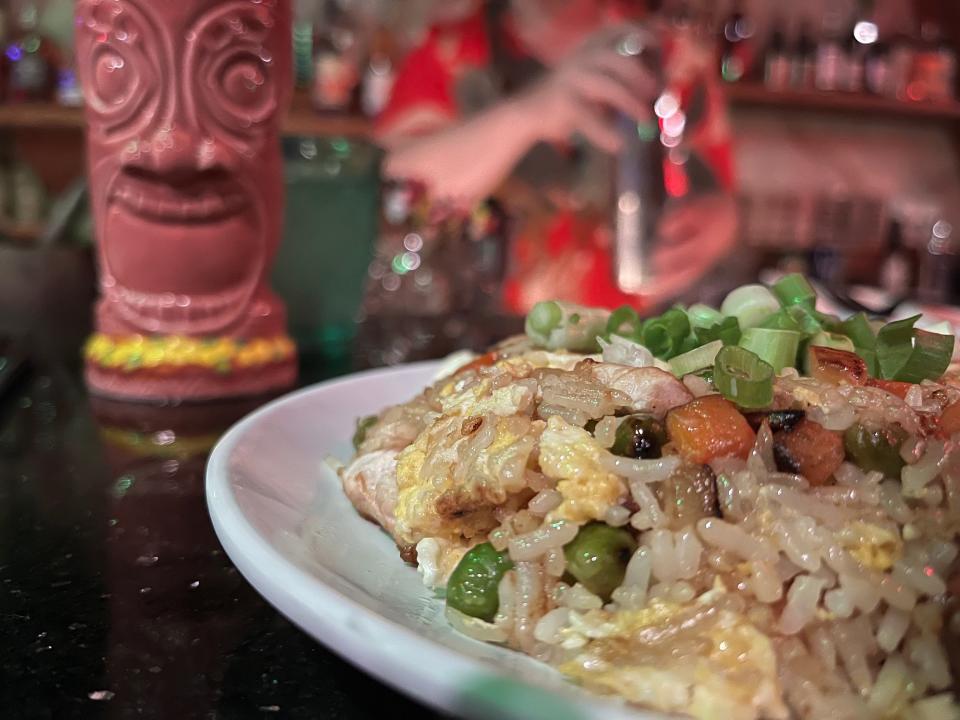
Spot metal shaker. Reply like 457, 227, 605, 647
613, 31, 666, 294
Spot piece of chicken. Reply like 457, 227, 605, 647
586, 362, 694, 417
340, 449, 400, 536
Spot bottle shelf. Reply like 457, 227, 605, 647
0, 219, 44, 242
0, 91, 374, 138
726, 82, 960, 121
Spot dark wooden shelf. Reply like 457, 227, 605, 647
726, 82, 960, 121
0, 92, 373, 138
0, 219, 44, 242
0, 102, 85, 129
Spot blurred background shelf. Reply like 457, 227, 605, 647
0, 92, 373, 138
0, 102, 85, 129
726, 83, 960, 121
0, 219, 43, 242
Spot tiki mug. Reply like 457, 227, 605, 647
76, 0, 297, 400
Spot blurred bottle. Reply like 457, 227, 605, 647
879, 219, 912, 299
718, 1, 755, 83
360, 25, 395, 118
292, 0, 316, 89
311, 0, 361, 113
0, 5, 8, 102
815, 10, 848, 92
865, 41, 891, 95
909, 22, 956, 102
847, 1, 878, 93
916, 220, 957, 305
790, 24, 816, 89
4, 1, 59, 103
888, 32, 916, 100
10, 160, 45, 228
764, 21, 791, 90
55, 67, 82, 107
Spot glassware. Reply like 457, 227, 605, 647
5, 1, 59, 103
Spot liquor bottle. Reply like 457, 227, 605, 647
5, 1, 59, 103
0, 5, 7, 102
718, 1, 755, 83
911, 23, 957, 102
311, 0, 361, 113
764, 22, 790, 90
816, 11, 848, 92
360, 26, 395, 118
865, 41, 891, 95
790, 25, 816, 89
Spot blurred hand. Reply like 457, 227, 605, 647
513, 24, 659, 153
643, 193, 738, 303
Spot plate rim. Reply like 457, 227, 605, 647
205, 362, 649, 720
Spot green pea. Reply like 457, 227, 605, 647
563, 523, 637, 601
843, 423, 907, 478
611, 415, 667, 459
446, 542, 513, 622
352, 415, 378, 450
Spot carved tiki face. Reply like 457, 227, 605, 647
75, 0, 291, 337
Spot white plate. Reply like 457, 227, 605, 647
206, 362, 664, 720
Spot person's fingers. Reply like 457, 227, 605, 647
570, 97, 622, 153
570, 67, 650, 121
577, 22, 647, 54
587, 50, 658, 98
652, 237, 707, 275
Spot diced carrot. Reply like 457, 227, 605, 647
455, 351, 499, 375
807, 346, 868, 386
666, 395, 756, 464
772, 418, 844, 486
866, 378, 913, 400
940, 400, 960, 438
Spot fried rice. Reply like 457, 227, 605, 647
338, 340, 960, 720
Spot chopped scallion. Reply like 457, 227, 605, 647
714, 346, 774, 409
721, 284, 781, 330
694, 316, 741, 346
738, 327, 801, 374
877, 315, 954, 382
772, 273, 816, 309
687, 304, 724, 330
808, 330, 855, 353
668, 340, 723, 377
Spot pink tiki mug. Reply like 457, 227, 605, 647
76, 0, 297, 401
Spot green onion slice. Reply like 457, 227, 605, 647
669, 340, 723, 377
842, 312, 876, 349
641, 307, 691, 360
687, 303, 724, 330
526, 301, 563, 338
714, 346, 774, 409
772, 273, 817, 309
694, 316, 741, 346
808, 330, 855, 353
841, 312, 878, 376
759, 309, 802, 332
606, 305, 642, 341
877, 314, 954, 382
739, 327, 801, 374
721, 284, 782, 330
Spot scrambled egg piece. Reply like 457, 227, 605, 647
840, 521, 902, 572
539, 416, 626, 523
560, 591, 787, 720
394, 413, 541, 545
439, 379, 535, 418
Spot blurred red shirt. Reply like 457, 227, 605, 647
376, 5, 734, 312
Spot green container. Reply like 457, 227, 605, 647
273, 137, 380, 370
